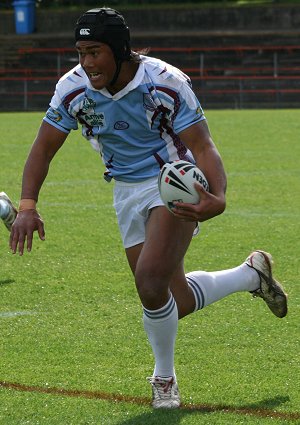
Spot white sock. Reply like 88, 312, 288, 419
143, 294, 178, 378
186, 263, 260, 311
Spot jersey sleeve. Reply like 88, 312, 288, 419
43, 82, 80, 134
173, 79, 206, 134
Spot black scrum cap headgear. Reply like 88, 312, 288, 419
75, 7, 131, 85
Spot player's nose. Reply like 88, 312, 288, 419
82, 54, 94, 69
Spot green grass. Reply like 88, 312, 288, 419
0, 110, 299, 424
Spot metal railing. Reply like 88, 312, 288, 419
1, 45, 300, 110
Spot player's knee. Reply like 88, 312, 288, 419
135, 265, 169, 305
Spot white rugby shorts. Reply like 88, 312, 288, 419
113, 177, 164, 248
113, 177, 199, 249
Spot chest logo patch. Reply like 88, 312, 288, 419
114, 121, 129, 130
84, 113, 105, 127
81, 97, 105, 127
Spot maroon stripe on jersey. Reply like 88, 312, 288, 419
149, 85, 188, 160
63, 88, 85, 110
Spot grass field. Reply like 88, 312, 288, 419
0, 110, 299, 425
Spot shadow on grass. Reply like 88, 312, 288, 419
0, 279, 15, 286
246, 395, 290, 410
117, 395, 293, 424
118, 408, 196, 425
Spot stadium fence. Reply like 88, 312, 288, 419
1, 45, 300, 110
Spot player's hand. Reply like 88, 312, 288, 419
171, 182, 226, 222
9, 210, 45, 255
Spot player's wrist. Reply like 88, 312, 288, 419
19, 199, 37, 211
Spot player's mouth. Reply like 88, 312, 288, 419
89, 72, 102, 81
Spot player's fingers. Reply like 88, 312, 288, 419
14, 233, 26, 256
37, 221, 45, 241
172, 199, 199, 212
193, 182, 208, 197
26, 232, 33, 253
18, 232, 28, 256
171, 206, 198, 221
10, 228, 20, 254
173, 184, 207, 212
9, 229, 15, 251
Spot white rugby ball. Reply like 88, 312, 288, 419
158, 160, 209, 213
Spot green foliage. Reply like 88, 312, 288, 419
0, 111, 299, 424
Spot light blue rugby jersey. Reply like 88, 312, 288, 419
44, 55, 206, 182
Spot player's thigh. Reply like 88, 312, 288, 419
136, 206, 195, 279
125, 242, 143, 275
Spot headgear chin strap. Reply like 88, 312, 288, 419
75, 8, 131, 85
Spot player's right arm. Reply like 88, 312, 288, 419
10, 121, 68, 255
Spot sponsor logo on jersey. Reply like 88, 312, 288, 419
84, 113, 105, 127
82, 97, 96, 112
114, 121, 129, 130
80, 28, 90, 35
80, 97, 105, 127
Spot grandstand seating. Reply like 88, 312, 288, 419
1, 4, 300, 110
1, 42, 300, 110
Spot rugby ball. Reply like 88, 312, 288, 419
158, 160, 209, 213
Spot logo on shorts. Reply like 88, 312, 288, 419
80, 28, 90, 35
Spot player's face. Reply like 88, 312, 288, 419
76, 41, 116, 90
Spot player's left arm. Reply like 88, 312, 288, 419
174, 120, 227, 222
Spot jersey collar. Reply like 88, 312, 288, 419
86, 61, 144, 100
